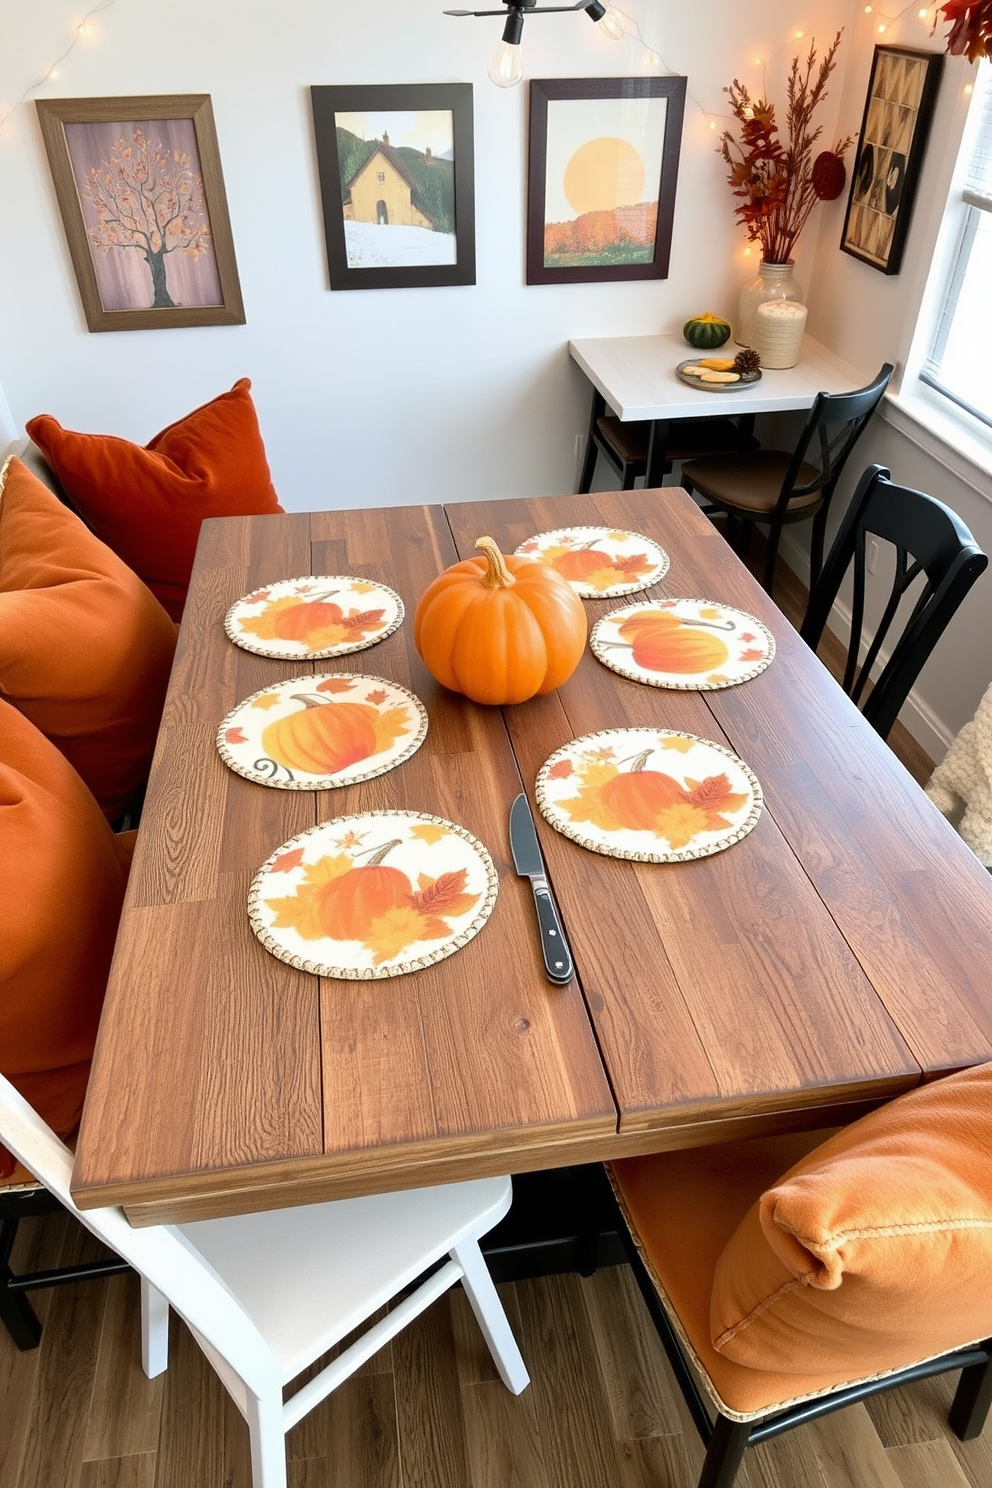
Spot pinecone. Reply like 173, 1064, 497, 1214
734, 348, 761, 375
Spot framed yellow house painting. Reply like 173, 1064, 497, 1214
311, 83, 476, 290
527, 77, 686, 286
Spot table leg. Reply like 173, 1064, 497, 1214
645, 419, 672, 488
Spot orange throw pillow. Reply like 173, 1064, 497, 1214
711, 1063, 992, 1379
26, 378, 283, 622
0, 457, 177, 823
0, 700, 132, 1180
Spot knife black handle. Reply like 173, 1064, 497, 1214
531, 884, 574, 985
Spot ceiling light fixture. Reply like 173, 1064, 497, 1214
445, 0, 626, 88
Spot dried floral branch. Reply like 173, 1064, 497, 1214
935, 0, 992, 61
720, 32, 853, 264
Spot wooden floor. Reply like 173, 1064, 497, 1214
2, 1210, 989, 1488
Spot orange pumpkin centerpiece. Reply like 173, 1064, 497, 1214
271, 596, 344, 641
618, 610, 731, 674
318, 846, 411, 940
414, 537, 587, 705
261, 697, 378, 774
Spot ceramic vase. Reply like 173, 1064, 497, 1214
735, 260, 803, 348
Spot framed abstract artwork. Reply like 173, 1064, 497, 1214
840, 46, 943, 275
310, 82, 476, 291
526, 76, 686, 286
36, 94, 245, 332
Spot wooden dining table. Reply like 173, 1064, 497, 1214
71, 486, 992, 1226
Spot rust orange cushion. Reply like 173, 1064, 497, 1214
0, 700, 132, 1181
710, 1064, 992, 1379
26, 379, 283, 622
0, 457, 177, 823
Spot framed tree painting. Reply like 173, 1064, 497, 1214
36, 95, 245, 332
840, 46, 943, 275
527, 76, 686, 286
310, 83, 476, 291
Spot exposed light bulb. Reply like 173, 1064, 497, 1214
864, 5, 872, 12
708, 119, 717, 130
918, 6, 928, 14
795, 30, 805, 38
596, 5, 626, 41
878, 22, 886, 31
488, 39, 523, 87
965, 82, 974, 94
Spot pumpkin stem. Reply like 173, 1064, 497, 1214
622, 749, 654, 773
356, 838, 403, 866
476, 537, 515, 590
685, 617, 736, 633
290, 694, 328, 710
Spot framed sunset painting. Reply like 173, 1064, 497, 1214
526, 77, 686, 286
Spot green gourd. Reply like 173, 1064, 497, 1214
682, 312, 732, 350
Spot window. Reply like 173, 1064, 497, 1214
919, 65, 992, 430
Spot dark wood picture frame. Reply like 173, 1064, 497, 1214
311, 83, 476, 291
840, 46, 943, 276
36, 94, 245, 332
526, 76, 686, 287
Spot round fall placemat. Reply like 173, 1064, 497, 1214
248, 810, 499, 979
514, 526, 669, 598
536, 727, 762, 863
590, 599, 775, 690
216, 675, 428, 789
225, 575, 404, 660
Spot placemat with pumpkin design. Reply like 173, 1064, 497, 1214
590, 599, 775, 689
248, 811, 498, 979
536, 727, 762, 863
514, 527, 669, 598
225, 575, 404, 659
216, 675, 428, 789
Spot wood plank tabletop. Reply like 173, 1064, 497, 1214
72, 487, 992, 1226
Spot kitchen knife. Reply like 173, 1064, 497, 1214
509, 793, 574, 985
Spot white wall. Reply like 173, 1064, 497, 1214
0, 0, 849, 510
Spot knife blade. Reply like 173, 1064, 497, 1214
509, 793, 574, 985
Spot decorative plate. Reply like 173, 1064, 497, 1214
225, 576, 404, 660
536, 727, 762, 863
676, 358, 762, 393
248, 811, 498, 980
514, 526, 669, 599
590, 599, 775, 690
216, 675, 428, 790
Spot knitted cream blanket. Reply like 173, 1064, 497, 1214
926, 680, 992, 866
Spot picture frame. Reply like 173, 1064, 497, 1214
36, 94, 245, 333
840, 46, 943, 276
526, 76, 686, 287
310, 83, 476, 291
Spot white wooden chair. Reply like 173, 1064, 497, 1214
0, 1071, 529, 1488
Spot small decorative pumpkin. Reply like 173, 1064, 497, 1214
617, 611, 731, 674
683, 312, 732, 350
271, 595, 344, 641
414, 537, 587, 705
261, 697, 378, 774
318, 847, 411, 940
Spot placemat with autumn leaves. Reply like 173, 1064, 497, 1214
514, 526, 669, 598
248, 811, 499, 979
216, 675, 428, 790
590, 598, 775, 690
225, 575, 404, 660
536, 727, 763, 863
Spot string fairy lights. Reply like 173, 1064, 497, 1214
0, 0, 118, 135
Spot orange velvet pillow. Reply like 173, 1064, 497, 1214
0, 457, 177, 823
26, 379, 283, 622
0, 700, 132, 1180
711, 1063, 992, 1378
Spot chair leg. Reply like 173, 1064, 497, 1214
452, 1237, 530, 1395
950, 1356, 992, 1440
140, 1276, 170, 1378
698, 1414, 752, 1488
246, 1392, 288, 1488
577, 391, 604, 494
761, 522, 784, 594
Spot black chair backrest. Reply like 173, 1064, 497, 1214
775, 363, 894, 516
801, 463, 988, 740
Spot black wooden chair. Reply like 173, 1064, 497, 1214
801, 463, 988, 741
577, 390, 759, 492
680, 363, 894, 594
